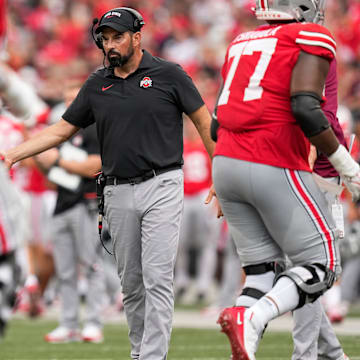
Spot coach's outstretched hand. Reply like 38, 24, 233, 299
205, 184, 224, 218
0, 151, 12, 170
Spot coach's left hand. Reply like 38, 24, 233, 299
205, 184, 224, 218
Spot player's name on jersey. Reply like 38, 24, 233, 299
234, 26, 281, 43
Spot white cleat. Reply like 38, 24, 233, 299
243, 309, 261, 360
81, 324, 104, 343
44, 326, 81, 343
217, 306, 261, 360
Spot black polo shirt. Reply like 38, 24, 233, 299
62, 50, 204, 178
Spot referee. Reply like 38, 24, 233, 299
1, 7, 215, 360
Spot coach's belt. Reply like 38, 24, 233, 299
105, 165, 182, 186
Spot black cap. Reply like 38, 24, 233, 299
95, 9, 139, 34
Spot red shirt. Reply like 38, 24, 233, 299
183, 139, 212, 196
22, 166, 48, 193
21, 124, 49, 193
215, 22, 336, 172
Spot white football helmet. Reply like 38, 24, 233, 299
254, 0, 325, 23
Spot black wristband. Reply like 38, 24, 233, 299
53, 156, 61, 167
211, 113, 219, 142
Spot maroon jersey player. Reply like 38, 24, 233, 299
315, 59, 348, 177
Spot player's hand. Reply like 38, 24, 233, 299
0, 151, 14, 170
205, 184, 224, 218
343, 173, 360, 202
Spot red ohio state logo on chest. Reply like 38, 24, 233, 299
140, 76, 152, 88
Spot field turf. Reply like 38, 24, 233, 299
1, 319, 359, 360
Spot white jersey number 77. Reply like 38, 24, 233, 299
218, 38, 278, 105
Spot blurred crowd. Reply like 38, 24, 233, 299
4, 0, 360, 114
0, 0, 360, 340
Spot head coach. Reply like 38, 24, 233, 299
0, 7, 215, 360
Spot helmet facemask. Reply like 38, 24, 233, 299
313, 0, 326, 24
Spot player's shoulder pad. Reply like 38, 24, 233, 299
285, 22, 336, 60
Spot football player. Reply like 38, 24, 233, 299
209, 1, 356, 359
291, 56, 349, 360
0, 161, 26, 339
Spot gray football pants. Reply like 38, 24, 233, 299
104, 169, 184, 360
213, 156, 340, 272
52, 202, 104, 330
216, 235, 242, 309
293, 177, 344, 360
0, 251, 20, 329
341, 256, 360, 303
175, 190, 219, 295
292, 299, 343, 360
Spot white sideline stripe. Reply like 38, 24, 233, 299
299, 30, 337, 46
295, 39, 336, 56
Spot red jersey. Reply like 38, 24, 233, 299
215, 22, 336, 172
183, 139, 212, 196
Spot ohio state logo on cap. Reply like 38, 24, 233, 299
140, 77, 152, 88
104, 11, 122, 19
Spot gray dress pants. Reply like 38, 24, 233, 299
104, 169, 184, 360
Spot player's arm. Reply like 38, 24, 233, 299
35, 148, 101, 178
0, 119, 79, 169
188, 104, 215, 158
57, 155, 101, 178
291, 51, 338, 154
291, 51, 360, 199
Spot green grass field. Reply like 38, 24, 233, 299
1, 319, 359, 360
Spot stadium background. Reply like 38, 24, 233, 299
1, 0, 360, 359
5, 0, 360, 120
